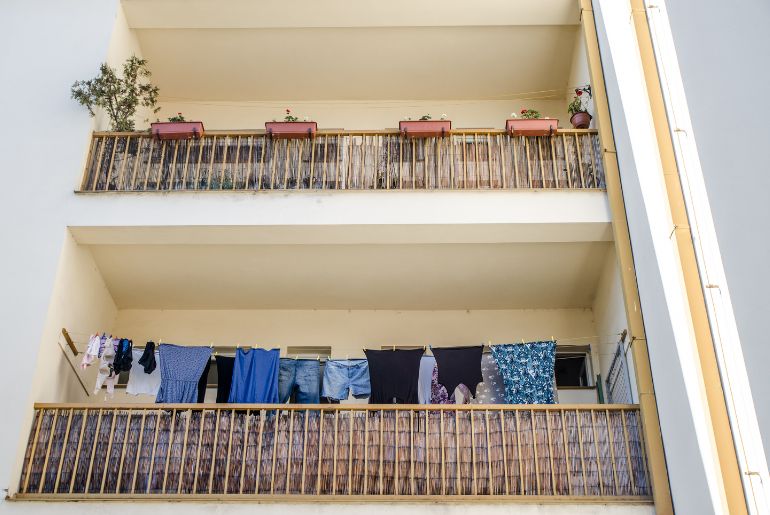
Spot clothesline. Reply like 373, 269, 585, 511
63, 330, 626, 360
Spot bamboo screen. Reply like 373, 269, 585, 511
17, 404, 649, 500
79, 130, 605, 193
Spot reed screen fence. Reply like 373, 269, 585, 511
17, 404, 649, 501
79, 130, 605, 192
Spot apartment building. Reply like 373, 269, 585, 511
0, 1, 768, 514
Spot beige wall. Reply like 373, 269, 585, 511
99, 307, 596, 403
565, 27, 594, 128
153, 98, 568, 132
591, 245, 635, 401
33, 231, 119, 405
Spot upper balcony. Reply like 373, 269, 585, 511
80, 129, 604, 193
73, 0, 600, 198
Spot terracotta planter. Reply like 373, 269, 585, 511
265, 121, 317, 138
505, 118, 558, 136
399, 120, 451, 138
570, 112, 592, 129
151, 121, 204, 140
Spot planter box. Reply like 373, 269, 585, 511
505, 118, 558, 136
399, 120, 451, 138
151, 121, 204, 140
265, 121, 317, 138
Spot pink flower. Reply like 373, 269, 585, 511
521, 109, 527, 114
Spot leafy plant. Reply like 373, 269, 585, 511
519, 108, 541, 120
284, 108, 299, 122
419, 114, 432, 121
167, 112, 186, 122
568, 85, 592, 116
71, 55, 160, 131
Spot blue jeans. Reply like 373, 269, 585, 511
321, 359, 370, 401
278, 359, 321, 404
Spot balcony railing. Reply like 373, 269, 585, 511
79, 129, 605, 192
16, 404, 649, 501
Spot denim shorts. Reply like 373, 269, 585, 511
321, 359, 370, 401
278, 359, 321, 404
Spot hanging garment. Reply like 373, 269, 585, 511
364, 348, 424, 404
126, 349, 161, 396
470, 353, 506, 404
197, 359, 211, 403
156, 344, 212, 403
430, 363, 453, 404
138, 341, 157, 374
228, 348, 280, 403
321, 359, 370, 401
215, 355, 235, 403
278, 358, 321, 403
94, 337, 117, 396
113, 338, 133, 374
80, 334, 102, 369
431, 345, 483, 398
418, 356, 436, 404
490, 341, 557, 404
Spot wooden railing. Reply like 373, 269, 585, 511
78, 129, 605, 192
16, 404, 650, 501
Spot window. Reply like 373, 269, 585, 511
555, 345, 593, 387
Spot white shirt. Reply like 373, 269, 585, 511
126, 349, 161, 396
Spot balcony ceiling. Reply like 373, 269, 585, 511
87, 242, 612, 310
123, 0, 580, 101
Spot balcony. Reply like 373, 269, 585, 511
79, 129, 605, 192
17, 403, 649, 501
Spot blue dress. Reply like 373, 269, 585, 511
490, 341, 556, 404
228, 348, 280, 403
156, 344, 212, 403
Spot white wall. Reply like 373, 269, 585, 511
592, 1, 716, 513
0, 0, 121, 502
663, 0, 770, 472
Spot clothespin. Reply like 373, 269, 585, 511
316, 354, 320, 361
551, 335, 554, 343
392, 344, 396, 351
521, 338, 525, 344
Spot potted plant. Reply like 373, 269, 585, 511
568, 85, 592, 129
151, 113, 205, 140
399, 114, 451, 138
71, 55, 160, 131
265, 109, 317, 138
505, 109, 558, 136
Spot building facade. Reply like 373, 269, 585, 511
0, 1, 767, 514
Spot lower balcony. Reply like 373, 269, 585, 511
79, 129, 605, 192
17, 404, 650, 502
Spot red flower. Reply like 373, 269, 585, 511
576, 90, 583, 96
521, 109, 527, 114
286, 108, 291, 113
